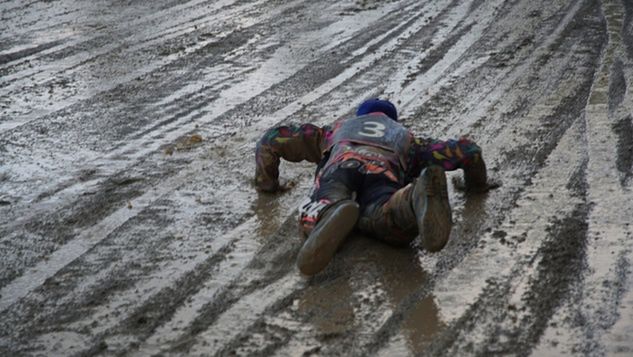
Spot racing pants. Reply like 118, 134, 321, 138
299, 158, 418, 246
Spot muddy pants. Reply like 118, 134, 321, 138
299, 158, 418, 246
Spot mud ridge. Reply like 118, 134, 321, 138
211, 292, 301, 357
623, 0, 633, 58
406, 23, 474, 88
423, 276, 514, 356
76, 243, 238, 356
494, 178, 589, 355
0, 166, 170, 287
179, 1, 434, 131
0, 0, 302, 134
165, 213, 302, 354
0, 0, 230, 72
0, 208, 177, 351
423, 201, 589, 356
0, 40, 62, 66
1, 0, 410, 144
358, 278, 438, 356
577, 253, 632, 355
501, 67, 602, 175
362, 0, 457, 62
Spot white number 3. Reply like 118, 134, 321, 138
359, 121, 386, 138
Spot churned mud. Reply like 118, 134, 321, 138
1, 0, 633, 356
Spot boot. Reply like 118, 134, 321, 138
412, 166, 452, 252
464, 158, 489, 192
296, 200, 359, 275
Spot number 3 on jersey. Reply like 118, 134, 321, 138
358, 121, 386, 138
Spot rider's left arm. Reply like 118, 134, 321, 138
255, 124, 328, 192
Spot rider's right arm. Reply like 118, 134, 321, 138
255, 124, 328, 192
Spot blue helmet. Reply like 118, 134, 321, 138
356, 99, 398, 121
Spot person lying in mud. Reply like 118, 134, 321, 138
255, 99, 498, 275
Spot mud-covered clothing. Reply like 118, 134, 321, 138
255, 113, 482, 244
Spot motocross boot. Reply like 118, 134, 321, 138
412, 166, 452, 252
464, 157, 489, 192
296, 200, 359, 275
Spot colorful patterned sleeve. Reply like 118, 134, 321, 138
410, 137, 483, 176
255, 124, 328, 192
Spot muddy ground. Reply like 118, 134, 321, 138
1, 0, 632, 355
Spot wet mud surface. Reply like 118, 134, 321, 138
1, 0, 633, 355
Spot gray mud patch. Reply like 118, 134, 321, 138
608, 59, 626, 114
402, 19, 474, 88
623, 0, 633, 58
501, 203, 589, 355
422, 202, 589, 357
0, 177, 143, 286
0, 205, 178, 339
576, 253, 633, 355
613, 115, 633, 185
77, 244, 237, 356
0, 40, 64, 66
166, 213, 302, 355
0, 157, 185, 288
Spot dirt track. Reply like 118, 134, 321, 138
1, 0, 633, 355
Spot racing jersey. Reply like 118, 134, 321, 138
255, 113, 482, 192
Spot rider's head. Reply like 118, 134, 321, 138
356, 99, 398, 121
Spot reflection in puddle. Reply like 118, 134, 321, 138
376, 245, 445, 354
399, 295, 445, 353
298, 276, 355, 338
253, 191, 284, 237
296, 235, 445, 355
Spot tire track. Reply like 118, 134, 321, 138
0, 0, 285, 132
0, 159, 308, 355
532, 0, 633, 353
161, 213, 305, 356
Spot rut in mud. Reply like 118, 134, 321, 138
1, 0, 633, 356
